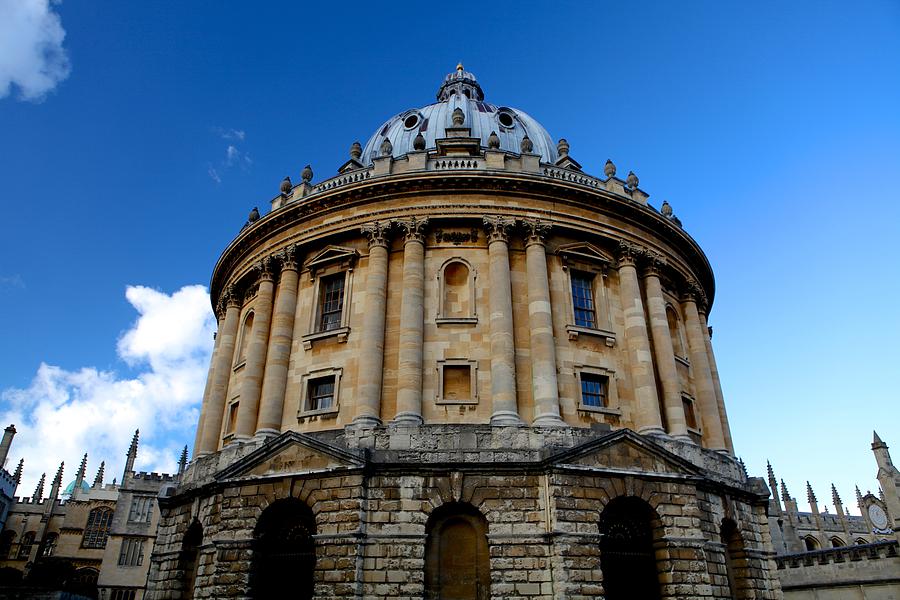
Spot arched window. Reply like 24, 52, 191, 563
41, 532, 58, 557
830, 536, 845, 548
69, 568, 99, 598
250, 499, 316, 600
803, 536, 819, 551
0, 531, 15, 559
666, 305, 686, 358
855, 538, 868, 545
179, 520, 203, 600
17, 531, 35, 560
599, 497, 661, 600
237, 311, 254, 365
82, 507, 113, 548
721, 519, 748, 599
424, 502, 490, 600
437, 259, 476, 323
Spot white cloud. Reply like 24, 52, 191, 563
207, 165, 221, 184
0, 274, 25, 290
213, 127, 245, 141
0, 285, 215, 496
0, 0, 71, 101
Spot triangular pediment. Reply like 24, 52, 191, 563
548, 429, 701, 477
557, 242, 614, 265
215, 431, 366, 481
554, 155, 583, 171
338, 158, 366, 174
304, 245, 359, 272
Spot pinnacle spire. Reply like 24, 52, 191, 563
13, 459, 23, 484
128, 429, 140, 457
832, 484, 842, 508
806, 481, 817, 506
52, 461, 64, 487
874, 430, 884, 445
856, 485, 864, 503
178, 446, 188, 475
33, 473, 45, 502
93, 461, 105, 488
781, 479, 792, 503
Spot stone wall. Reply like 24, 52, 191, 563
775, 541, 900, 600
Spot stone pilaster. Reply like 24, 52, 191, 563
616, 242, 664, 436
234, 259, 275, 440
523, 219, 564, 426
484, 216, 521, 426
354, 222, 391, 427
256, 248, 300, 436
681, 284, 727, 451
393, 217, 428, 425
199, 285, 241, 455
642, 257, 689, 440
699, 310, 734, 454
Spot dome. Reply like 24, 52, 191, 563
361, 65, 558, 165
62, 478, 90, 497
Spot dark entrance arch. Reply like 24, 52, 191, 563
249, 499, 316, 600
599, 496, 661, 600
424, 502, 490, 600
178, 519, 203, 600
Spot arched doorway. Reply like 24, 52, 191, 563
424, 503, 490, 600
721, 519, 749, 599
179, 520, 203, 600
599, 496, 661, 600
250, 499, 316, 600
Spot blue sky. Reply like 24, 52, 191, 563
0, 1, 897, 511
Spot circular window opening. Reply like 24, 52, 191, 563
498, 112, 515, 128
404, 114, 420, 130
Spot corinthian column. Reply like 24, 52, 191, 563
354, 222, 391, 427
199, 285, 241, 455
392, 217, 428, 425
698, 310, 733, 453
193, 312, 221, 456
642, 256, 689, 440
681, 284, 726, 450
616, 242, 664, 436
256, 247, 300, 437
484, 216, 521, 426
523, 220, 564, 426
235, 259, 275, 440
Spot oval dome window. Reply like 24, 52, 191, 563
498, 111, 515, 128
404, 114, 420, 130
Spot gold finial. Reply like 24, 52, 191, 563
456, 62, 464, 72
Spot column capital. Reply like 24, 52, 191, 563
275, 244, 300, 272
521, 219, 552, 247
394, 216, 429, 244
680, 279, 708, 311
615, 240, 643, 268
483, 215, 515, 244
640, 251, 666, 278
252, 256, 275, 283
361, 221, 392, 249
216, 284, 241, 318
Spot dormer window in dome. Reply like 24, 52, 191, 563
497, 109, 516, 129
403, 111, 423, 130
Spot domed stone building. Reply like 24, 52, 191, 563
145, 66, 783, 599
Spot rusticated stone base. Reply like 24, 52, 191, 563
145, 425, 783, 600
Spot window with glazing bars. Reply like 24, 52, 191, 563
318, 273, 345, 332
580, 373, 607, 407
110, 589, 137, 600
117, 537, 145, 567
128, 496, 153, 523
571, 272, 596, 328
82, 508, 113, 548
309, 377, 335, 411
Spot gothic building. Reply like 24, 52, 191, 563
139, 65, 786, 599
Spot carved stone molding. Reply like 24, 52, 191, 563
254, 256, 275, 282
434, 228, 479, 245
520, 219, 551, 246
276, 244, 300, 272
361, 221, 391, 249
482, 216, 515, 244
615, 241, 643, 268
394, 216, 429, 244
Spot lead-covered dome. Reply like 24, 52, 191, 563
361, 65, 558, 164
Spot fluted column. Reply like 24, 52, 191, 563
192, 326, 219, 456
616, 242, 664, 435
393, 217, 428, 425
699, 310, 734, 454
681, 284, 726, 450
523, 220, 564, 426
199, 286, 241, 455
256, 247, 300, 436
484, 216, 521, 426
354, 222, 391, 427
234, 259, 275, 440
642, 257, 689, 440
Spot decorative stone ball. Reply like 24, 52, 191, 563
661, 200, 673, 217
521, 134, 533, 154
604, 159, 616, 177
452, 107, 465, 126
350, 141, 362, 159
248, 207, 260, 222
413, 132, 426, 151
557, 138, 569, 157
301, 165, 313, 183
488, 131, 500, 149
379, 138, 393, 157
280, 176, 292, 195
626, 170, 639, 189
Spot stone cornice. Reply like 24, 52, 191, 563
210, 171, 715, 308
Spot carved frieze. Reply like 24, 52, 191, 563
434, 228, 480, 245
